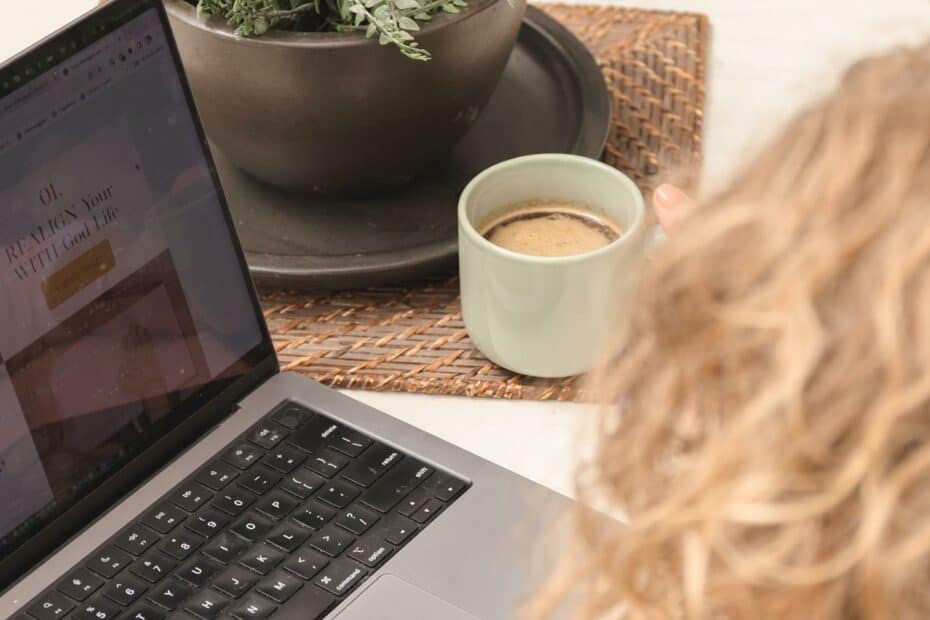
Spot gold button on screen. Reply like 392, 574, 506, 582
41, 239, 116, 310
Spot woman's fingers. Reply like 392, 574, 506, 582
653, 183, 697, 234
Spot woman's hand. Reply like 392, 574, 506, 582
653, 183, 696, 234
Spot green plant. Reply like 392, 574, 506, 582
194, 0, 469, 61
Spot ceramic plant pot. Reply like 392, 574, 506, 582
165, 0, 526, 195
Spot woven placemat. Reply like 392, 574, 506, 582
261, 3, 708, 401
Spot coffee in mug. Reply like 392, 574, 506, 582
459, 154, 650, 377
479, 200, 623, 257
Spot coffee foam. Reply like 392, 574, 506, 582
479, 200, 622, 258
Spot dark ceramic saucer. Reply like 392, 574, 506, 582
216, 6, 610, 289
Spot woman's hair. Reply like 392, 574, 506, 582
530, 43, 930, 619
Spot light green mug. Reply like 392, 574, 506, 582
458, 153, 650, 378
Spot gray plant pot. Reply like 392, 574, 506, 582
165, 0, 526, 195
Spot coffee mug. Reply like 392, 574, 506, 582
458, 153, 651, 377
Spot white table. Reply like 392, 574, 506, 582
5, 0, 930, 498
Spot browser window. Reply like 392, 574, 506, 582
0, 6, 264, 558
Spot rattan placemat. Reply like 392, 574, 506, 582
261, 4, 707, 401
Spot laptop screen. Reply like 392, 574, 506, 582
0, 1, 269, 567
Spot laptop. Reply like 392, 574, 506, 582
0, 1, 582, 618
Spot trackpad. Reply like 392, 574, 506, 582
332, 574, 479, 619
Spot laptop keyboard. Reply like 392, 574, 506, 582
20, 401, 469, 620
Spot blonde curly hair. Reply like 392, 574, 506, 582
530, 43, 930, 619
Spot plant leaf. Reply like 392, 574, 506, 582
194, 0, 460, 60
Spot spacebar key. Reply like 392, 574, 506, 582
275, 585, 337, 620
360, 457, 434, 513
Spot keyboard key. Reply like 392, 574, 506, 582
175, 556, 222, 587
222, 443, 264, 470
292, 500, 335, 530
239, 542, 285, 575
305, 449, 349, 478
202, 531, 249, 565
279, 468, 326, 500
248, 424, 288, 450
184, 589, 230, 619
288, 416, 341, 454
102, 575, 148, 606
411, 498, 444, 524
115, 525, 160, 556
283, 585, 337, 618
326, 426, 372, 457
125, 601, 167, 620
168, 482, 214, 513
255, 492, 298, 521
147, 580, 194, 611
309, 523, 355, 557
158, 530, 204, 560
266, 521, 310, 552
316, 479, 360, 509
27, 592, 74, 619
423, 471, 468, 501
376, 513, 418, 546
211, 487, 256, 517
141, 503, 187, 534
396, 488, 431, 517
56, 567, 103, 601
87, 546, 133, 578
347, 535, 394, 568
186, 508, 231, 538
341, 443, 402, 487
130, 550, 178, 583
257, 569, 303, 603
261, 445, 306, 473
282, 549, 329, 580
313, 558, 368, 596
70, 597, 118, 620
230, 511, 274, 542
213, 565, 258, 598
334, 505, 380, 535
360, 458, 433, 513
195, 461, 240, 491
229, 593, 276, 619
269, 402, 314, 430
238, 467, 281, 496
